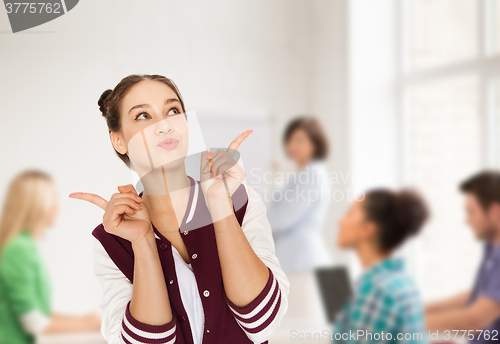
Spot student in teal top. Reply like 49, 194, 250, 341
0, 170, 101, 344
332, 188, 429, 344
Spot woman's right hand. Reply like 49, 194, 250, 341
69, 184, 153, 244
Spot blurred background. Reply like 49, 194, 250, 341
0, 0, 497, 343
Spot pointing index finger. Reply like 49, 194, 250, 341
227, 130, 253, 154
69, 192, 108, 211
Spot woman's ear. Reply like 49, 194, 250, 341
110, 131, 127, 155
361, 221, 378, 242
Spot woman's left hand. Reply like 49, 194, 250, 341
200, 130, 252, 217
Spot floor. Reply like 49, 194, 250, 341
268, 319, 332, 344
36, 328, 467, 344
37, 332, 107, 344
36, 321, 333, 344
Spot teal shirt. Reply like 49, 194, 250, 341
0, 230, 52, 344
332, 257, 427, 344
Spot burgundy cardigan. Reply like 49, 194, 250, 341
92, 176, 284, 344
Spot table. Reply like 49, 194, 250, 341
37, 332, 107, 344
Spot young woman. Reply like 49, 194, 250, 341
0, 170, 101, 344
266, 116, 331, 324
333, 188, 429, 344
267, 116, 331, 274
69, 74, 289, 344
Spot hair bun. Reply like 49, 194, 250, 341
98, 89, 113, 117
394, 189, 429, 237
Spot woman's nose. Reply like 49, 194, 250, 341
154, 117, 173, 135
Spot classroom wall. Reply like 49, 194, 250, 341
0, 0, 349, 313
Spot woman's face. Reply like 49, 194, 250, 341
45, 187, 59, 228
285, 129, 315, 164
336, 200, 374, 249
111, 80, 189, 174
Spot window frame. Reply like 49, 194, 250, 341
396, 0, 500, 298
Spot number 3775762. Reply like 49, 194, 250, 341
5, 2, 62, 14
443, 330, 498, 341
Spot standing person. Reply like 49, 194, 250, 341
266, 116, 331, 323
333, 188, 429, 344
69, 74, 289, 344
425, 171, 500, 343
0, 170, 101, 344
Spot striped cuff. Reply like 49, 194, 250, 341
224, 267, 282, 335
121, 301, 176, 344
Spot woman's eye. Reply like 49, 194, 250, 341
135, 112, 150, 120
168, 108, 180, 116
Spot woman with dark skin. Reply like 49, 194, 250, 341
333, 189, 429, 344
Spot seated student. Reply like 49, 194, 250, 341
425, 171, 500, 343
0, 170, 101, 344
332, 188, 429, 344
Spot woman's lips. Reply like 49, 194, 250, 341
157, 138, 179, 150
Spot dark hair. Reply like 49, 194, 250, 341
363, 188, 429, 253
459, 170, 500, 211
283, 116, 329, 160
98, 74, 187, 168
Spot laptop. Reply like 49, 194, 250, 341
314, 266, 353, 324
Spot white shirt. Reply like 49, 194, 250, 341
266, 159, 332, 273
91, 232, 205, 344
170, 245, 204, 344
91, 182, 290, 344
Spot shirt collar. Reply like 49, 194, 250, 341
20, 229, 31, 237
364, 256, 405, 276
484, 240, 500, 261
307, 158, 323, 168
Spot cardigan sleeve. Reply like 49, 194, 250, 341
222, 184, 290, 343
91, 236, 177, 344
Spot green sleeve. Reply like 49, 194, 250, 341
0, 238, 40, 316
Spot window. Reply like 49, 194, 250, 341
400, 0, 500, 300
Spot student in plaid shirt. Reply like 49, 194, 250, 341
332, 188, 429, 344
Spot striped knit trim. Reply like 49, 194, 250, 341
229, 277, 280, 323
121, 328, 176, 344
224, 267, 275, 314
121, 301, 176, 344
238, 290, 281, 334
224, 267, 282, 334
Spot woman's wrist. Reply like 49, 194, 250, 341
131, 230, 157, 254
206, 196, 234, 223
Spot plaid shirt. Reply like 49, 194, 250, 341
332, 257, 427, 344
